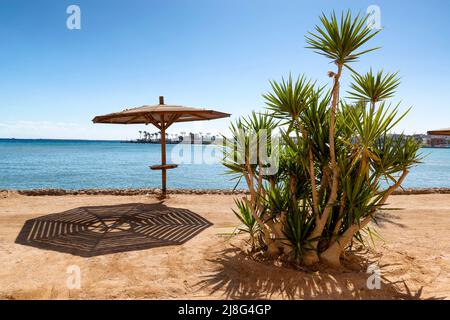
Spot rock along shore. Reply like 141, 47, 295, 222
1, 188, 249, 196
1, 187, 450, 197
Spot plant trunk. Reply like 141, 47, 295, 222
243, 171, 277, 255
320, 216, 371, 267
320, 169, 409, 267
318, 164, 330, 200
308, 147, 319, 215
268, 212, 292, 254
303, 64, 343, 266
289, 174, 297, 204
331, 192, 346, 243
302, 127, 319, 215
370, 100, 376, 113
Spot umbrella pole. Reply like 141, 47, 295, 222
160, 117, 167, 196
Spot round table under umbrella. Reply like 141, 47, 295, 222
93, 96, 230, 196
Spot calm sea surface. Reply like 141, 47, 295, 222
0, 139, 449, 190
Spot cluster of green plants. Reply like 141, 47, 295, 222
223, 11, 421, 268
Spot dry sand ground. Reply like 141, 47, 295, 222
0, 192, 449, 300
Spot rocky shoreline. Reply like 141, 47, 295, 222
1, 188, 249, 196
1, 187, 450, 197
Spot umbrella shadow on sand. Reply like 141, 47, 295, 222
15, 202, 212, 257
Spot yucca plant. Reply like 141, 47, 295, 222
223, 111, 282, 256
232, 198, 260, 252
302, 10, 382, 265
347, 69, 400, 110
223, 10, 420, 268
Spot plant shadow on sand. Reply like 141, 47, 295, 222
375, 208, 408, 229
197, 246, 444, 300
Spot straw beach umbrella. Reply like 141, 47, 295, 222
93, 96, 230, 197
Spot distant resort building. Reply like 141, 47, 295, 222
427, 128, 450, 136
409, 134, 446, 148
128, 131, 219, 145
382, 129, 450, 148
423, 128, 450, 148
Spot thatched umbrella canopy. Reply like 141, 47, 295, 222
93, 96, 230, 196
427, 128, 450, 136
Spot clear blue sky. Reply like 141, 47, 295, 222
1, 0, 449, 140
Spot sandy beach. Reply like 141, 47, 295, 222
0, 192, 449, 300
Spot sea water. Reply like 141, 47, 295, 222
0, 139, 449, 190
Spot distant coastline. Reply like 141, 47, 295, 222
1, 137, 449, 148
0, 138, 125, 142
0, 138, 215, 145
